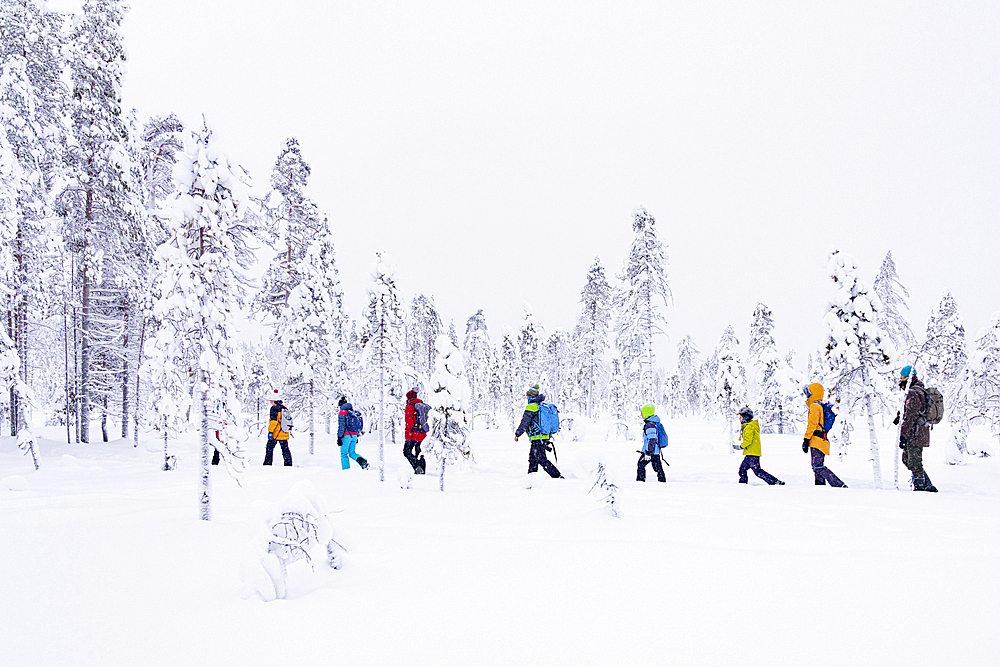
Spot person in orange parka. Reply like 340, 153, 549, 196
802, 383, 847, 487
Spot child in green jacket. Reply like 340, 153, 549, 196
738, 407, 784, 485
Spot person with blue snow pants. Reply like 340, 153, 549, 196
637, 404, 666, 482
337, 401, 368, 470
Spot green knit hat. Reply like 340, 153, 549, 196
641, 404, 655, 419
526, 384, 541, 397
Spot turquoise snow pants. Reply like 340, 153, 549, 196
340, 434, 360, 470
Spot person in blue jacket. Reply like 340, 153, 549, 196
337, 401, 368, 470
638, 404, 666, 482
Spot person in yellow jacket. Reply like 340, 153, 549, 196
264, 389, 293, 466
802, 383, 846, 487
737, 406, 783, 485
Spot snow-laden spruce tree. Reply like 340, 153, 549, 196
255, 137, 326, 320
873, 251, 917, 359
957, 313, 1000, 452
747, 303, 783, 430
769, 350, 806, 434
407, 293, 441, 380
676, 335, 699, 417
711, 326, 746, 450
921, 292, 971, 460
543, 329, 572, 409
614, 206, 671, 408
149, 122, 254, 520
280, 233, 344, 456
361, 250, 405, 482
575, 257, 612, 418
497, 328, 521, 424
462, 309, 492, 427
424, 334, 471, 491
820, 250, 895, 489
141, 322, 190, 471
518, 302, 545, 387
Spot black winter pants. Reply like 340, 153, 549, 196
738, 455, 779, 484
528, 440, 561, 478
264, 437, 293, 466
810, 448, 845, 487
637, 452, 665, 482
404, 439, 426, 473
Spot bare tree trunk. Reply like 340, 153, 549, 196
308, 380, 315, 456
121, 304, 130, 439
379, 364, 385, 482
64, 293, 71, 444
133, 316, 146, 448
79, 235, 91, 443
101, 394, 108, 442
199, 385, 211, 521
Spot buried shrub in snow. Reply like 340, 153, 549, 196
240, 480, 345, 601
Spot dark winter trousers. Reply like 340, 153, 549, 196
902, 443, 936, 489
404, 439, 426, 473
264, 437, 293, 466
738, 455, 779, 484
810, 448, 846, 487
637, 452, 666, 482
528, 439, 561, 478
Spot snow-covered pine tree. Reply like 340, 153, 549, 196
425, 334, 471, 491
149, 122, 255, 519
281, 232, 343, 455
361, 250, 405, 481
821, 250, 895, 488
747, 304, 785, 433
497, 329, 520, 425
614, 206, 671, 408
543, 329, 572, 409
462, 309, 492, 427
921, 292, 971, 460
772, 350, 806, 434
712, 325, 746, 450
957, 313, 1000, 452
1, 0, 67, 438
606, 356, 629, 421
873, 251, 917, 359
676, 335, 700, 417
254, 137, 326, 320
407, 293, 441, 380
575, 257, 612, 418
517, 302, 544, 387
63, 0, 152, 443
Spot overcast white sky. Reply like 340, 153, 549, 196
55, 0, 1000, 370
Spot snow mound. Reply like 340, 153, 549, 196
397, 470, 413, 489
520, 472, 547, 489
1, 475, 28, 492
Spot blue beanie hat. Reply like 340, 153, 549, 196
900, 365, 915, 378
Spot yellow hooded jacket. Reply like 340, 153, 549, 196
739, 419, 762, 456
804, 383, 830, 455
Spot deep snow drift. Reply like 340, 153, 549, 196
2, 417, 998, 666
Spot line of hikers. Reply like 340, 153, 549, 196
260, 365, 940, 493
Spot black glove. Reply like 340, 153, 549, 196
337, 436, 343, 447
802, 438, 810, 453
899, 437, 907, 450
892, 412, 900, 426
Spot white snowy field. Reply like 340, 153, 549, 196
2, 417, 998, 666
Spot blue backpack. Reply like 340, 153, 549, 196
347, 410, 363, 433
818, 402, 837, 435
413, 402, 431, 434
655, 422, 668, 449
535, 403, 560, 435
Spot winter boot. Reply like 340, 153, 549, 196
357, 456, 369, 470
921, 474, 939, 493
775, 480, 786, 485
414, 464, 425, 475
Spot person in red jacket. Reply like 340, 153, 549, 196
404, 389, 428, 474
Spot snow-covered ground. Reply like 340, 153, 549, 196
3, 417, 998, 666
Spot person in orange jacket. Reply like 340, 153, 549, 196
802, 383, 846, 487
264, 389, 293, 466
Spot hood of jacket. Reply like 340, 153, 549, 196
805, 383, 824, 405
340, 402, 354, 412
645, 413, 662, 426
528, 394, 545, 405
